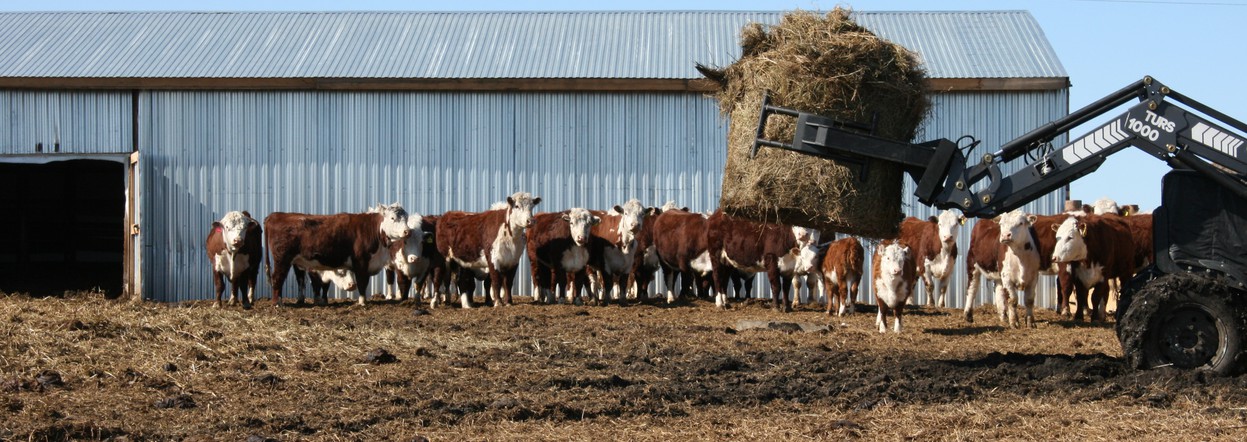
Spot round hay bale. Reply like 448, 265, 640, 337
701, 8, 930, 238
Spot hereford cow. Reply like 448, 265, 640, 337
996, 209, 1041, 328
584, 200, 652, 305
206, 211, 263, 308
380, 215, 428, 301
436, 192, 541, 308
896, 210, 964, 308
1052, 214, 1138, 321
291, 266, 359, 305
264, 203, 412, 306
706, 210, 819, 311
626, 202, 681, 300
648, 207, 713, 304
821, 236, 864, 317
526, 208, 600, 304
873, 240, 916, 333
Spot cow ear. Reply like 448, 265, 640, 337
592, 216, 602, 225
533, 197, 542, 206
561, 213, 570, 222
927, 215, 938, 223
613, 205, 624, 214
647, 207, 660, 216
681, 206, 690, 212
507, 196, 516, 207
1051, 223, 1061, 232
212, 221, 223, 229
1026, 214, 1038, 224
241, 210, 252, 218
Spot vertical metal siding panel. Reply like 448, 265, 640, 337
0, 91, 131, 154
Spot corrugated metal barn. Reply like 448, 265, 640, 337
0, 11, 1070, 308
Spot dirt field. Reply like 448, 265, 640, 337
2, 290, 1246, 441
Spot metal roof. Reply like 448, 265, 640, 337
0, 11, 1065, 80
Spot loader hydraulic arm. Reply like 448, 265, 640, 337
753, 76, 1247, 217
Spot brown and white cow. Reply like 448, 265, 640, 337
436, 192, 541, 308
820, 236, 864, 317
873, 240, 916, 333
625, 202, 681, 301
584, 200, 653, 305
380, 215, 428, 301
1052, 213, 1140, 321
706, 210, 819, 311
526, 208, 600, 304
206, 211, 263, 308
896, 210, 964, 308
264, 203, 412, 306
996, 210, 1042, 328
963, 218, 1000, 323
648, 207, 713, 304
291, 266, 359, 305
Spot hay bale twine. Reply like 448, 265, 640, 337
700, 8, 930, 238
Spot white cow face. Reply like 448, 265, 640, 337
877, 242, 910, 277
374, 203, 412, 242
214, 211, 257, 253
795, 244, 820, 275
791, 226, 820, 247
996, 209, 1034, 246
613, 199, 646, 254
659, 201, 688, 213
935, 209, 965, 246
1092, 197, 1120, 215
400, 216, 425, 264
318, 268, 358, 292
1052, 215, 1089, 263
505, 192, 542, 231
561, 207, 600, 247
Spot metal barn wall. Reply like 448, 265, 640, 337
139, 90, 727, 302
0, 90, 132, 154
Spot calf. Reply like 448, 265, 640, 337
264, 204, 412, 306
873, 240, 916, 333
821, 236, 864, 317
584, 200, 652, 305
996, 210, 1041, 328
625, 203, 678, 301
1052, 214, 1138, 321
706, 210, 817, 310
963, 218, 999, 323
436, 192, 541, 308
896, 210, 964, 308
526, 208, 599, 304
291, 267, 359, 305
206, 211, 263, 308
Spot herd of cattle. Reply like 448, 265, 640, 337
205, 192, 1151, 333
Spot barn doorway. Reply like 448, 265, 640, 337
0, 159, 127, 298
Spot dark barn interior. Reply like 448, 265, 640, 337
0, 160, 124, 297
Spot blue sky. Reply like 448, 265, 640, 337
16, 0, 1247, 212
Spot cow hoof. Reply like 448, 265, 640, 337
964, 311, 974, 323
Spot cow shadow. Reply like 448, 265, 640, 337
1050, 319, 1116, 330
924, 325, 1008, 336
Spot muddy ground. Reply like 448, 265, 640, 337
2, 290, 1246, 441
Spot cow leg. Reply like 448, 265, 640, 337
765, 258, 788, 312
875, 300, 888, 334
922, 272, 936, 308
934, 275, 949, 308
847, 273, 860, 315
291, 266, 307, 305
397, 271, 413, 301
1003, 284, 1020, 329
662, 265, 679, 304
456, 270, 475, 309
354, 269, 369, 306
1073, 277, 1089, 322
790, 275, 802, 310
1091, 280, 1111, 322
212, 271, 226, 308
893, 299, 904, 333
269, 259, 292, 307
994, 284, 1009, 326
487, 267, 503, 308
964, 268, 980, 323
1023, 283, 1037, 328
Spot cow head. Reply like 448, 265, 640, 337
935, 209, 966, 247
1092, 197, 1120, 215
318, 268, 358, 292
504, 192, 542, 232
996, 209, 1035, 247
659, 201, 688, 213
611, 199, 647, 254
1052, 215, 1089, 263
791, 226, 820, 247
877, 241, 910, 278
371, 202, 412, 243
400, 215, 425, 264
213, 211, 258, 253
561, 208, 600, 247
794, 243, 820, 275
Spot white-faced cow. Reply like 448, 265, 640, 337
206, 211, 263, 308
627, 202, 679, 301
1051, 213, 1139, 321
996, 209, 1042, 328
821, 236, 864, 317
873, 240, 916, 333
526, 208, 600, 304
436, 192, 541, 308
380, 215, 427, 301
585, 200, 654, 305
648, 207, 714, 304
264, 203, 412, 306
896, 210, 964, 308
706, 211, 818, 311
291, 266, 359, 305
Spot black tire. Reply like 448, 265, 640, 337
1118, 273, 1247, 375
